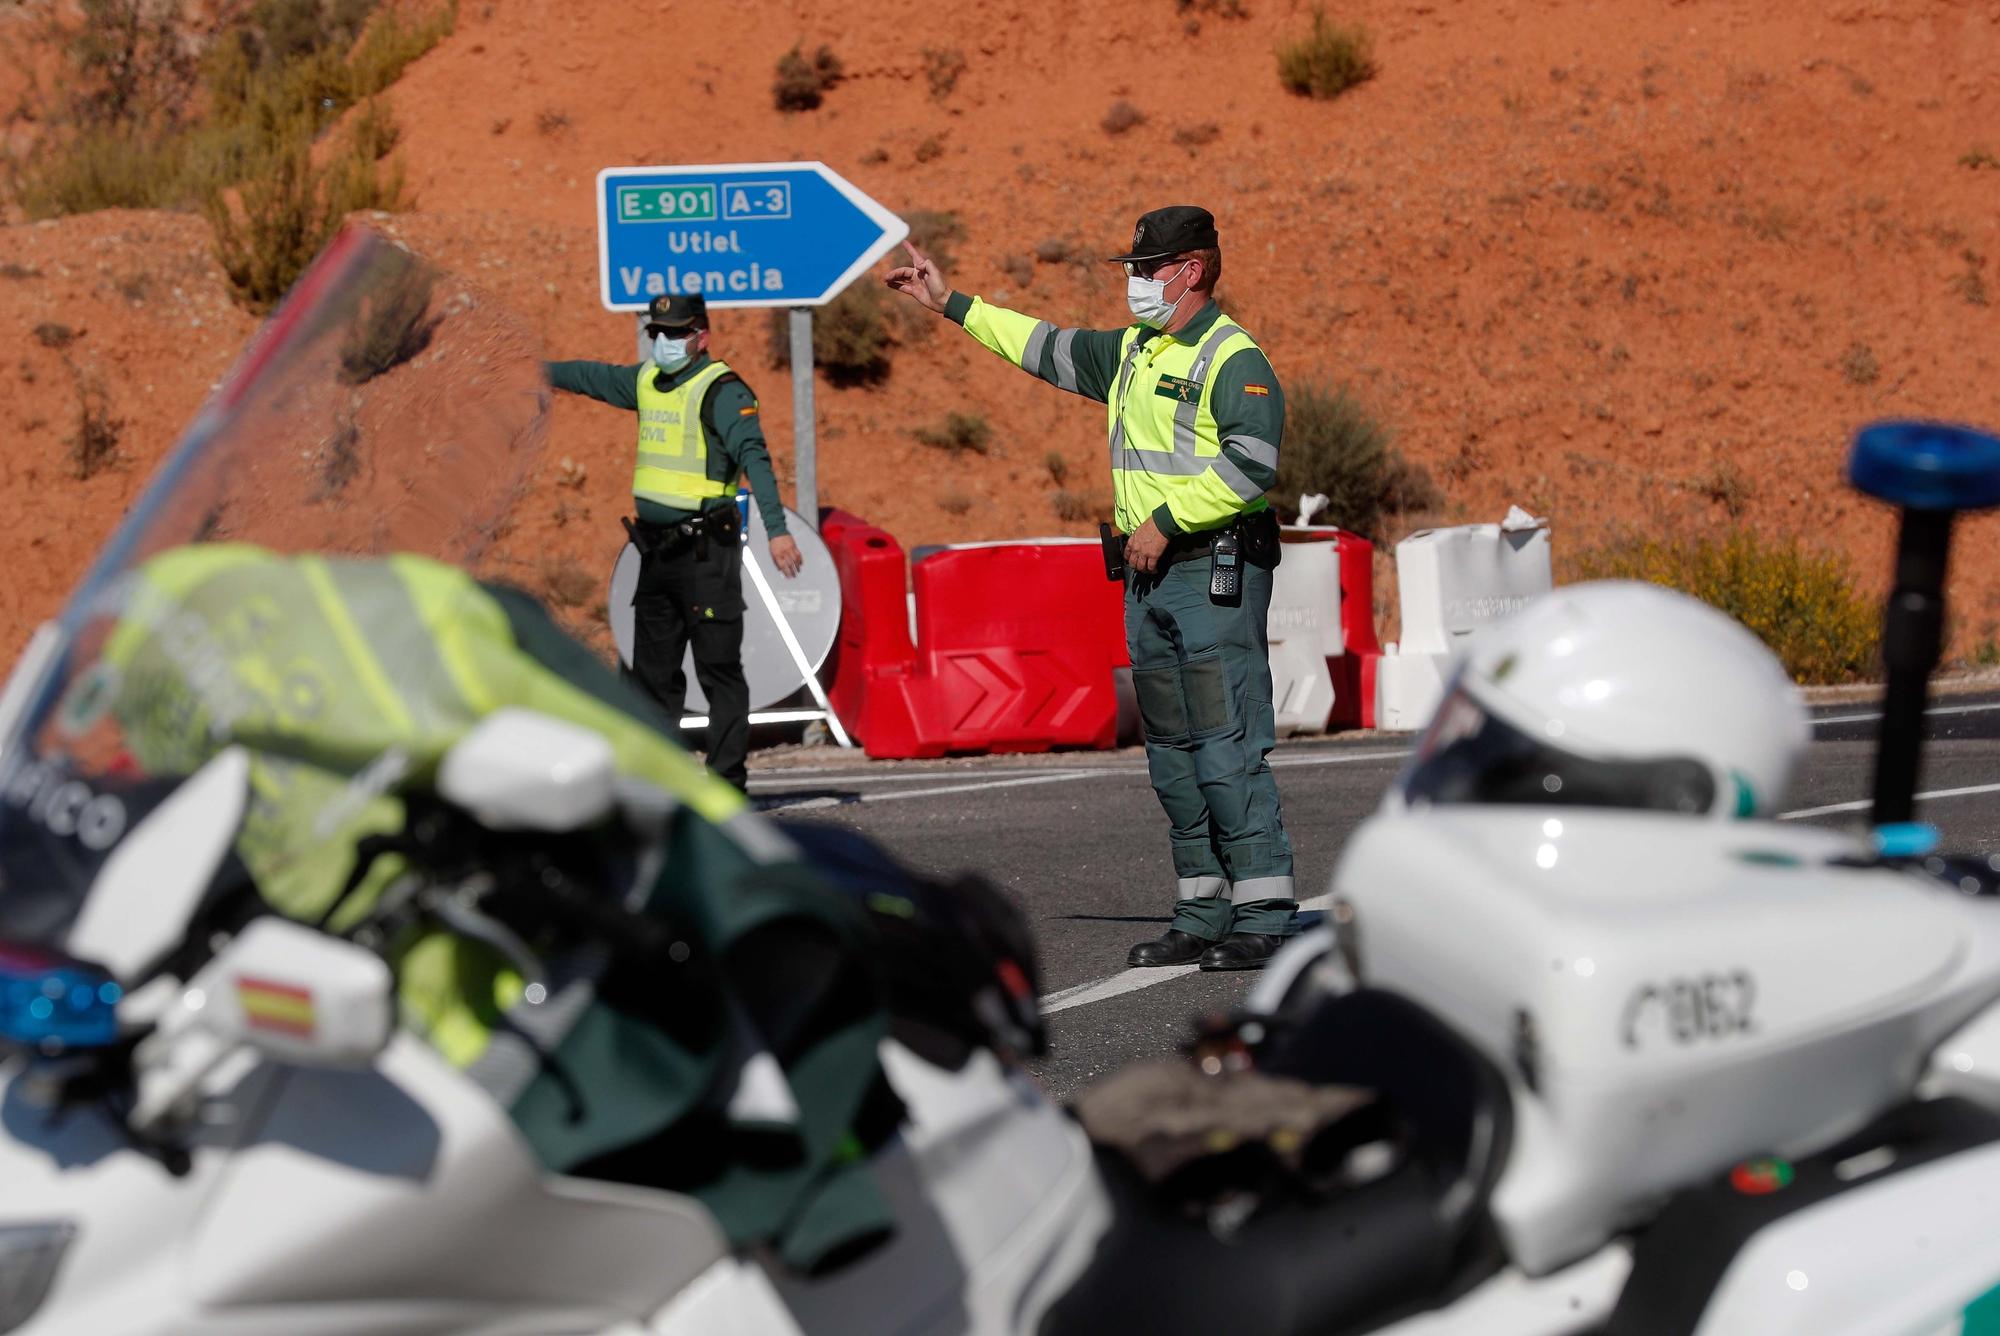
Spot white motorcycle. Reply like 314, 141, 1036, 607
1043, 421, 2000, 1336
0, 224, 1996, 1336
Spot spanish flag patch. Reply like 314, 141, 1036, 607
1243, 384, 1271, 397
739, 404, 759, 418
237, 976, 316, 1038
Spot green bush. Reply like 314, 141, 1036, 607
1276, 10, 1377, 100
774, 44, 842, 112
913, 412, 991, 455
1569, 530, 1880, 684
1269, 382, 1435, 538
9, 0, 449, 312
14, 122, 193, 217
206, 118, 407, 312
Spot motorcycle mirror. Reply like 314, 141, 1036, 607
132, 917, 393, 1130
436, 708, 617, 833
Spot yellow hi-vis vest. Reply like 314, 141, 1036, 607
1106, 317, 1269, 536
633, 360, 735, 510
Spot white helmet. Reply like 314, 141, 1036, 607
1394, 581, 1811, 819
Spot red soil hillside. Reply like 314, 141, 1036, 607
3, 0, 1998, 661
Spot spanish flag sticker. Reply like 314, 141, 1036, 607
1244, 384, 1271, 397
238, 976, 316, 1038
739, 404, 760, 418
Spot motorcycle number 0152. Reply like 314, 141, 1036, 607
1620, 971, 1758, 1050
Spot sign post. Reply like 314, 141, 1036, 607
597, 161, 908, 531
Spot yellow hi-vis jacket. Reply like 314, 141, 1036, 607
633, 359, 736, 510
946, 293, 1284, 536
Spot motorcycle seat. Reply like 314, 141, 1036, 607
1041, 989, 1512, 1336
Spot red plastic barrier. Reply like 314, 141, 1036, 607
891, 542, 1122, 756
820, 526, 1127, 759
1326, 530, 1380, 730
820, 510, 917, 742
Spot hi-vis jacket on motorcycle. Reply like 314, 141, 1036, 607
933, 210, 1297, 964
97, 543, 894, 1271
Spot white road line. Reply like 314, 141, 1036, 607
1042, 896, 1330, 1015
1814, 701, 2000, 727
1045, 965, 1200, 1013
1778, 780, 2000, 821
753, 768, 1096, 789
760, 771, 1102, 810
756, 748, 1413, 802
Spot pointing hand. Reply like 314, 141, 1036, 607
883, 240, 950, 313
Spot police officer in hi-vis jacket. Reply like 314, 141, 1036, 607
886, 206, 1298, 972
546, 293, 802, 794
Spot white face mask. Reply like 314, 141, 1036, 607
1125, 260, 1190, 327
651, 331, 695, 372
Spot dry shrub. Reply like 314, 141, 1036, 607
1173, 122, 1221, 151
913, 412, 991, 455
922, 46, 967, 99
1101, 100, 1146, 135
541, 557, 599, 609
1569, 530, 1879, 684
903, 209, 965, 268
999, 254, 1034, 286
774, 44, 843, 112
1276, 10, 1377, 100
1034, 237, 1072, 264
1841, 342, 1880, 386
1044, 449, 1069, 484
1051, 490, 1095, 522
67, 365, 122, 480
337, 247, 438, 384
1692, 462, 1754, 518
937, 490, 973, 516
767, 285, 893, 385
205, 120, 407, 312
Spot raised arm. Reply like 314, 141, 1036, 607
544, 359, 642, 409
885, 241, 1125, 404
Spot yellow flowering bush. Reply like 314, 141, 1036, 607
1569, 530, 1881, 684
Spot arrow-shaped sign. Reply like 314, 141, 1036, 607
596, 161, 909, 312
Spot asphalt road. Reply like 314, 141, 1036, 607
750, 694, 2000, 1104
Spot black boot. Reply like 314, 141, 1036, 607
1126, 929, 1210, 968
1198, 932, 1286, 971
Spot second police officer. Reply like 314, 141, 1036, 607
546, 293, 802, 795
886, 206, 1298, 971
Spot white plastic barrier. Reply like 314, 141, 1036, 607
1376, 508, 1552, 731
1266, 530, 1346, 735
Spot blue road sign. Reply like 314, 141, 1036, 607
596, 162, 909, 311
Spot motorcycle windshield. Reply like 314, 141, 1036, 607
1400, 681, 1718, 816
0, 227, 551, 961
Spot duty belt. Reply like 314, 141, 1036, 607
625, 505, 740, 560
1159, 509, 1280, 571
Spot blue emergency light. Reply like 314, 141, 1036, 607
0, 944, 121, 1051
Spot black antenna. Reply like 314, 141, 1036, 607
1847, 421, 2000, 830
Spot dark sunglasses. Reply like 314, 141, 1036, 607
645, 324, 698, 340
1121, 256, 1187, 279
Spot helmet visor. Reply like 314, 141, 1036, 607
1400, 684, 1718, 816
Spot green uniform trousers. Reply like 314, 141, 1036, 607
1125, 555, 1297, 939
